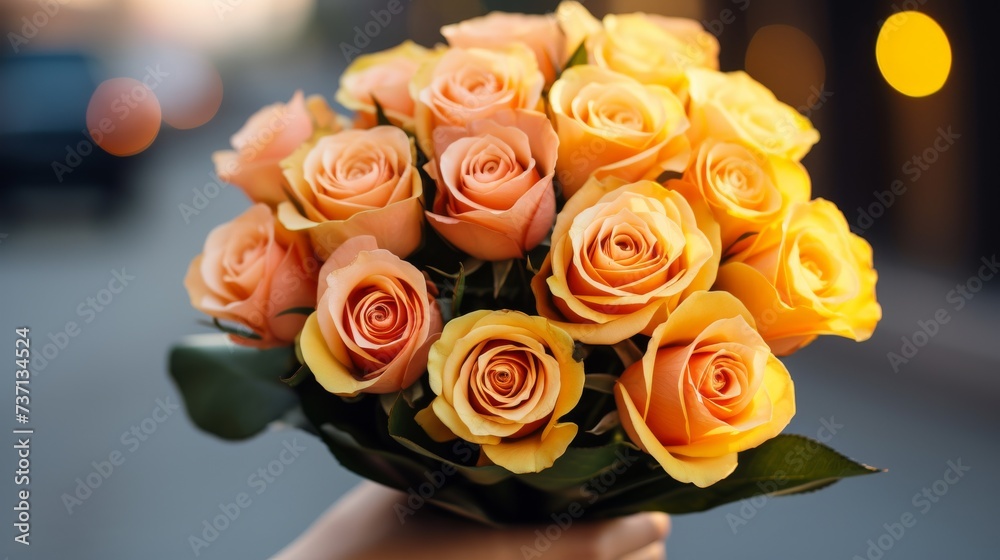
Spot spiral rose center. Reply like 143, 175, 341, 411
469, 144, 516, 184
303, 138, 405, 216
715, 158, 766, 207
331, 150, 389, 189
471, 342, 536, 409
600, 102, 644, 131
442, 68, 504, 114
341, 279, 420, 377
460, 337, 559, 436
580, 206, 685, 296
230, 238, 266, 273
220, 225, 270, 298
467, 74, 499, 96
580, 89, 650, 134
794, 233, 847, 300
690, 348, 750, 418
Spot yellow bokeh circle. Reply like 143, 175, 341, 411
876, 11, 952, 97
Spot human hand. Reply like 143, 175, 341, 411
272, 481, 670, 560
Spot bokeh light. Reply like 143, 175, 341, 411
876, 11, 951, 97
124, 0, 315, 56
745, 24, 826, 111
154, 49, 224, 130
86, 78, 162, 157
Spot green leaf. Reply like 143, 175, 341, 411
386, 397, 513, 485
525, 242, 550, 274
589, 435, 882, 516
281, 183, 309, 217
563, 41, 588, 73
655, 170, 684, 184
492, 259, 514, 299
294, 377, 529, 525
371, 95, 392, 126
452, 262, 467, 317
169, 334, 299, 440
584, 373, 617, 394
722, 231, 759, 260
611, 339, 643, 369
281, 364, 312, 388
518, 440, 640, 493
586, 411, 621, 436
199, 318, 261, 341
276, 307, 314, 317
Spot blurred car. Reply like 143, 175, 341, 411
0, 52, 131, 219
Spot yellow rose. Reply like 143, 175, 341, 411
277, 126, 423, 260
714, 199, 882, 355
532, 177, 720, 345
415, 310, 584, 474
213, 91, 346, 205
686, 68, 820, 162
557, 1, 719, 95
335, 41, 437, 130
554, 0, 602, 59
673, 139, 811, 252
412, 44, 544, 159
441, 12, 565, 85
616, 291, 796, 488
549, 65, 690, 199
300, 236, 442, 396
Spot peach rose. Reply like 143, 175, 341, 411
532, 177, 720, 345
299, 236, 442, 396
424, 110, 558, 261
441, 12, 565, 84
714, 199, 882, 355
336, 41, 437, 130
686, 68, 820, 162
184, 204, 317, 348
549, 65, 690, 199
277, 126, 423, 260
213, 91, 346, 205
674, 139, 811, 252
616, 291, 796, 487
557, 2, 719, 95
415, 310, 584, 474
412, 44, 545, 158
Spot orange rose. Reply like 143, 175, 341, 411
299, 236, 442, 396
441, 12, 565, 84
412, 44, 544, 158
685, 68, 819, 162
616, 291, 796, 487
184, 204, 317, 348
213, 91, 345, 205
415, 310, 584, 474
532, 177, 720, 345
549, 65, 690, 199
425, 110, 558, 261
674, 139, 811, 252
277, 126, 423, 260
714, 199, 882, 355
335, 41, 437, 130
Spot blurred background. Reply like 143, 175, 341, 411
0, 0, 995, 558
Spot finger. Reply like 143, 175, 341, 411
595, 512, 671, 558
619, 541, 667, 560
271, 482, 406, 560
520, 512, 669, 560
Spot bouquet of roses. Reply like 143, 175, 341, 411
171, 1, 883, 525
